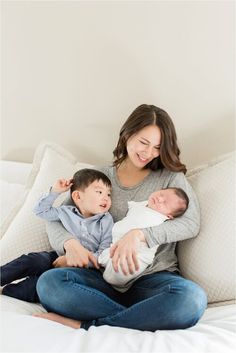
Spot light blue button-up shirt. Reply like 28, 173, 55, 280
33, 191, 113, 259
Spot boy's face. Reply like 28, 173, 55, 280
73, 180, 111, 218
147, 189, 184, 218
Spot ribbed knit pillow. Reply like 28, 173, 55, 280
178, 151, 236, 305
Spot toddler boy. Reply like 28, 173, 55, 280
1, 169, 113, 302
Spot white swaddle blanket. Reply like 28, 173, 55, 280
98, 201, 168, 290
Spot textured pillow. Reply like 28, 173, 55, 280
178, 151, 236, 305
0, 180, 26, 227
0, 142, 93, 265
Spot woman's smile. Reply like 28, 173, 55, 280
137, 153, 150, 164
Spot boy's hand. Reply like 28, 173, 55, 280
64, 239, 99, 269
52, 255, 69, 268
51, 178, 73, 194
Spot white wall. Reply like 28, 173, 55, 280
1, 0, 235, 168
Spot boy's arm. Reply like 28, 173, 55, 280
33, 192, 62, 221
34, 178, 73, 221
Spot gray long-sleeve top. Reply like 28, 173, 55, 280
46, 166, 200, 289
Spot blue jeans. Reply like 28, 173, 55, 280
36, 268, 207, 331
1, 251, 58, 302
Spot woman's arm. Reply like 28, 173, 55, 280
46, 221, 77, 255
46, 195, 76, 255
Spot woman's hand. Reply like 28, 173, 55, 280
110, 229, 146, 275
64, 239, 99, 269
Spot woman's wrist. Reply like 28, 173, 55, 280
131, 229, 146, 242
64, 238, 80, 250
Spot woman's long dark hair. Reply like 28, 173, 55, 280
113, 104, 187, 174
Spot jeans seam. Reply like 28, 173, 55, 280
65, 271, 124, 311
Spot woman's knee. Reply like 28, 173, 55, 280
36, 268, 85, 300
36, 268, 71, 311
36, 268, 63, 299
179, 280, 207, 327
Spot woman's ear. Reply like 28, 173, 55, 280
71, 190, 80, 203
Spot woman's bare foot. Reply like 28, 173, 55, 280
33, 312, 81, 329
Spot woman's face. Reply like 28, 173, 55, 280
126, 125, 161, 169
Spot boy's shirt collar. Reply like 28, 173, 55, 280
69, 204, 108, 220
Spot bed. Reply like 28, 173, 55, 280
1, 142, 235, 353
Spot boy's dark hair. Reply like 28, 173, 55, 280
71, 169, 111, 193
168, 187, 189, 217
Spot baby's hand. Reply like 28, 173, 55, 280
51, 178, 73, 194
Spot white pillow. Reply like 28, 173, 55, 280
0, 160, 32, 185
0, 142, 93, 265
178, 151, 236, 305
0, 180, 26, 227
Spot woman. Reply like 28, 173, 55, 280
36, 104, 207, 331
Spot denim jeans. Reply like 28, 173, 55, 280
36, 268, 207, 331
1, 251, 58, 302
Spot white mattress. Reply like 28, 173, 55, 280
1, 160, 236, 353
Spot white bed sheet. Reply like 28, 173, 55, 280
1, 304, 235, 353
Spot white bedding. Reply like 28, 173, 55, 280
1, 160, 236, 353
1, 304, 235, 353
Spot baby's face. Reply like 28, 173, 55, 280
147, 189, 184, 218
